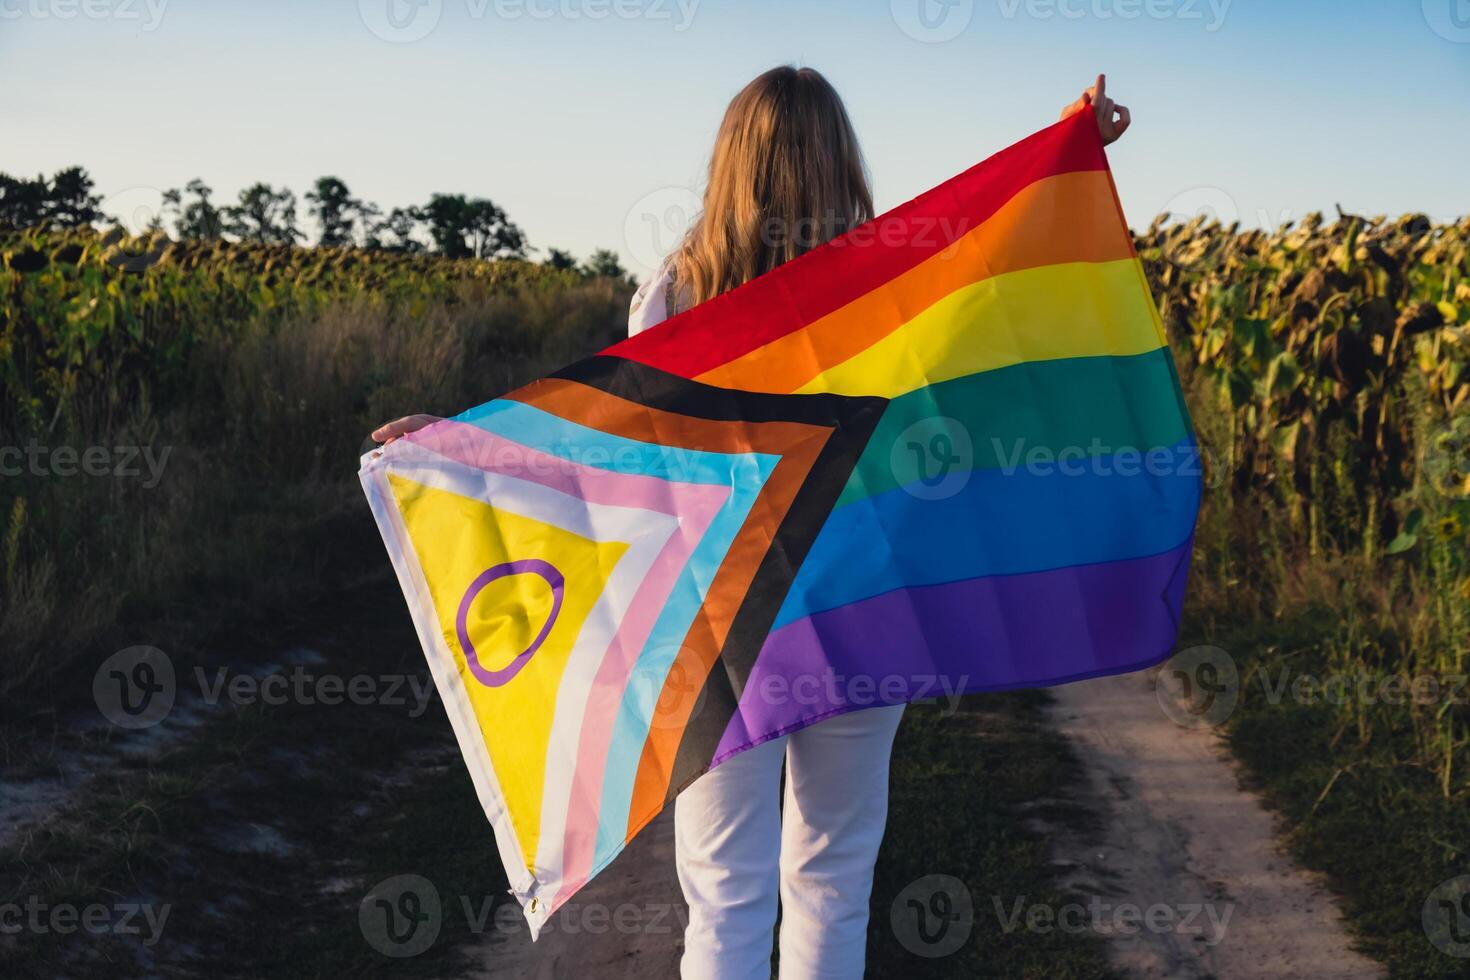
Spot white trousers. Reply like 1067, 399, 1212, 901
674, 704, 906, 980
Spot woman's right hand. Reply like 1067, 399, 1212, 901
371, 414, 442, 446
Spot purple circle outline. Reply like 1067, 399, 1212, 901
455, 559, 564, 687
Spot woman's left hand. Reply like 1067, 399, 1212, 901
371, 414, 443, 446
1060, 73, 1131, 146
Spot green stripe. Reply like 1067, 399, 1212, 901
836, 348, 1188, 506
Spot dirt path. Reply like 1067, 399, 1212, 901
3, 612, 1386, 977
1044, 668, 1384, 979
451, 809, 687, 979
441, 665, 1388, 979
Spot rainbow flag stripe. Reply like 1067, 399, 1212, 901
360, 109, 1199, 936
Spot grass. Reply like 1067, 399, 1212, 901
1, 533, 1119, 977
0, 538, 508, 977
1, 273, 631, 975
1, 275, 630, 709
1192, 611, 1470, 979
5, 212, 1470, 976
1177, 375, 1470, 977
866, 693, 1119, 979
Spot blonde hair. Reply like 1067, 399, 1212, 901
673, 66, 873, 308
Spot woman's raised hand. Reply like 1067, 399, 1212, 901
1060, 73, 1131, 146
371, 414, 443, 446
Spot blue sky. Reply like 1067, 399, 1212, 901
4, 0, 1467, 275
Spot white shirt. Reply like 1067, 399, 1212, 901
627, 261, 684, 337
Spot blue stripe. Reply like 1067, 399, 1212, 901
591, 453, 773, 866
458, 399, 777, 488
773, 436, 1202, 628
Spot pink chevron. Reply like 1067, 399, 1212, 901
406, 417, 729, 881
406, 418, 706, 516
554, 488, 725, 896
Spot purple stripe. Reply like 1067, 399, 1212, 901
712, 539, 1192, 764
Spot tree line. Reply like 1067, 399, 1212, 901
0, 166, 630, 279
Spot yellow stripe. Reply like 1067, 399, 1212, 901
696, 170, 1136, 394
795, 258, 1163, 399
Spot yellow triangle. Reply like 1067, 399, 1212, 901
388, 473, 629, 872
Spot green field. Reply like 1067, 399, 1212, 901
2, 212, 1468, 975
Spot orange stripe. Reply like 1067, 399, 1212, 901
693, 169, 1135, 394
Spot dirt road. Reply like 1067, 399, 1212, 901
1044, 668, 1384, 979
448, 664, 1387, 979
451, 809, 687, 980
3, 623, 1386, 977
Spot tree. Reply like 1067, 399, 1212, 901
542, 248, 578, 271
582, 248, 632, 283
421, 194, 527, 260
368, 205, 424, 253
0, 173, 48, 229
0, 167, 100, 229
353, 199, 383, 248
162, 179, 225, 239
223, 183, 302, 245
421, 194, 473, 258
466, 199, 526, 260
305, 176, 360, 248
44, 167, 101, 226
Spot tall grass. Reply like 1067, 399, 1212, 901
1152, 208, 1470, 804
2, 214, 1466, 972
5, 212, 1468, 797
1157, 212, 1469, 972
0, 272, 627, 704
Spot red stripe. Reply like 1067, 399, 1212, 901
606, 110, 1107, 379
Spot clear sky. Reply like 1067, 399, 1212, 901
4, 0, 1468, 276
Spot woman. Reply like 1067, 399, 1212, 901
374, 66, 1129, 979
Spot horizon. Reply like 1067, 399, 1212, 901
5, 0, 1468, 276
